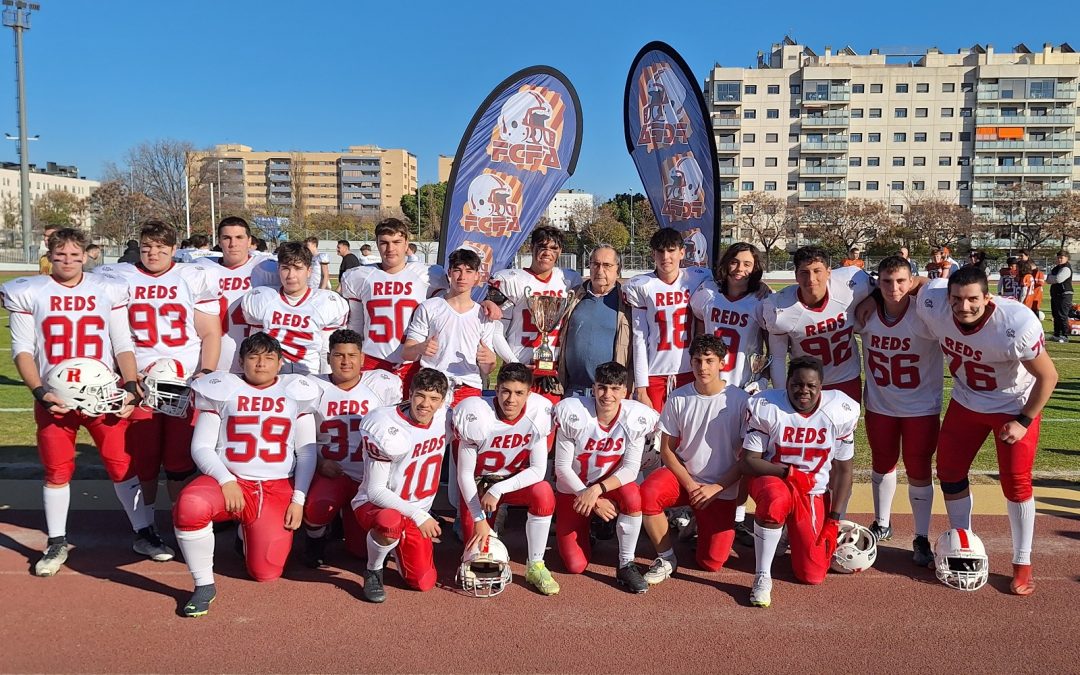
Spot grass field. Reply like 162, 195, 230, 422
0, 273, 1075, 478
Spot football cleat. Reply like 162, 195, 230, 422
181, 584, 216, 618
525, 561, 560, 596
1010, 563, 1035, 596
34, 536, 69, 577
912, 536, 933, 567
133, 526, 175, 562
363, 567, 386, 603
616, 563, 649, 594
643, 556, 677, 585
750, 572, 772, 608
868, 521, 893, 542
734, 520, 755, 548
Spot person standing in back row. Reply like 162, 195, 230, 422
1049, 250, 1073, 343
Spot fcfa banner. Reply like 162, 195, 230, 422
624, 41, 719, 268
440, 66, 582, 295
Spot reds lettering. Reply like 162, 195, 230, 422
50, 296, 96, 312
133, 285, 179, 300
325, 398, 370, 417
490, 433, 532, 449
655, 290, 691, 307
709, 308, 749, 328
804, 313, 847, 337
584, 437, 624, 452
270, 312, 312, 329
220, 277, 252, 292
943, 337, 983, 361
236, 396, 286, 413
781, 426, 827, 444
531, 289, 564, 298
371, 281, 413, 296
411, 434, 447, 459
869, 335, 911, 351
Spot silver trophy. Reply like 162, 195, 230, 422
525, 289, 571, 376
743, 352, 772, 394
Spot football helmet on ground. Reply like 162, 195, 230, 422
934, 528, 989, 591
831, 520, 878, 573
458, 533, 512, 598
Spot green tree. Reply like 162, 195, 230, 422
34, 189, 87, 227
400, 182, 447, 240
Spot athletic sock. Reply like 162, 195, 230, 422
113, 477, 153, 531
734, 505, 746, 524
525, 513, 552, 563
908, 484, 935, 538
657, 547, 675, 561
1006, 498, 1035, 565
43, 484, 71, 539
175, 524, 215, 586
871, 470, 897, 528
306, 525, 327, 539
944, 494, 973, 530
615, 514, 642, 567
753, 523, 782, 576
365, 531, 399, 571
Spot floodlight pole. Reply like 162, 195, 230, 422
3, 0, 39, 263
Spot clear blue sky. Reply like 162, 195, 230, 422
6, 0, 1080, 199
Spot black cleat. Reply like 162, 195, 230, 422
181, 584, 216, 618
304, 531, 327, 569
616, 562, 649, 594
868, 521, 893, 542
734, 520, 755, 547
912, 536, 933, 567
363, 567, 386, 603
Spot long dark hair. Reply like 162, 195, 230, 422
717, 242, 764, 294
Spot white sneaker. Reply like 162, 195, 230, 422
34, 537, 69, 577
644, 556, 677, 585
133, 526, 175, 562
750, 572, 772, 608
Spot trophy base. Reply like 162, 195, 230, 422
530, 360, 558, 377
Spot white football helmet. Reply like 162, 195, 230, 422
934, 528, 989, 591
457, 533, 512, 598
45, 358, 127, 417
142, 358, 192, 417
831, 520, 878, 574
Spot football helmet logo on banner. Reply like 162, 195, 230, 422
499, 89, 556, 147
934, 528, 989, 591
45, 358, 127, 417
458, 534, 512, 598
142, 358, 192, 417
831, 521, 878, 574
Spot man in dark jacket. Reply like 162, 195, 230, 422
117, 239, 140, 264
1049, 250, 1073, 343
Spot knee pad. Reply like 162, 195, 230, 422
618, 486, 642, 515
173, 494, 215, 530
373, 508, 404, 540
1000, 473, 1033, 502
527, 483, 556, 517
939, 478, 969, 495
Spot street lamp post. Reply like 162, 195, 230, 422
629, 192, 635, 257
3, 0, 40, 263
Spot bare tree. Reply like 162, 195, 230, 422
987, 183, 1059, 250
111, 140, 203, 232
86, 179, 156, 243
1047, 190, 1080, 250
576, 203, 629, 253
799, 198, 892, 255
735, 192, 794, 270
897, 192, 977, 250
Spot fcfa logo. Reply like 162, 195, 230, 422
462, 240, 495, 286
488, 87, 564, 173
461, 171, 523, 238
660, 153, 705, 222
636, 62, 691, 151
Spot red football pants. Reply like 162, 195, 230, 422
459, 480, 555, 543
936, 400, 1040, 502
865, 410, 939, 481
640, 467, 736, 571
354, 502, 437, 592
35, 404, 132, 485
173, 475, 295, 583
750, 475, 830, 585
555, 483, 641, 574
304, 473, 366, 558
824, 376, 862, 404
125, 406, 196, 482
360, 353, 415, 397
450, 385, 482, 408
644, 372, 694, 412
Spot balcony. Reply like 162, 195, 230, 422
802, 86, 851, 104
715, 142, 740, 152
801, 140, 849, 152
269, 184, 291, 193
341, 197, 381, 208
973, 164, 1073, 176
977, 85, 1078, 101
975, 140, 1073, 150
268, 161, 291, 171
798, 188, 847, 200
800, 163, 848, 176
975, 112, 1076, 125
712, 116, 741, 127
801, 114, 850, 127
719, 188, 739, 200
269, 196, 292, 205
716, 166, 739, 175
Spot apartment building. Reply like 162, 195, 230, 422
189, 144, 417, 217
544, 189, 594, 230
0, 162, 99, 228
705, 38, 1080, 232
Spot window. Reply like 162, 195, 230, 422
744, 109, 756, 119
939, 156, 952, 166
743, 133, 756, 142
788, 157, 799, 167
941, 107, 954, 117
915, 107, 928, 118
870, 84, 883, 93
869, 133, 881, 142
765, 157, 778, 167
742, 181, 754, 191
852, 83, 865, 93
913, 181, 925, 190
892, 181, 905, 190
742, 157, 755, 167
788, 133, 799, 142
891, 204, 905, 214
851, 108, 864, 118
790, 108, 800, 118
914, 132, 927, 142
917, 83, 930, 93
767, 109, 779, 119
957, 156, 970, 166
868, 156, 880, 166
850, 132, 863, 142
766, 133, 779, 143
744, 84, 757, 95
892, 157, 906, 166
940, 132, 953, 142
869, 108, 882, 118
849, 181, 861, 190
765, 181, 777, 191
959, 132, 971, 142
849, 157, 862, 167
790, 84, 801, 94
867, 181, 879, 190
895, 108, 908, 118
896, 83, 909, 93
913, 156, 926, 166
767, 84, 780, 94
960, 107, 972, 117
804, 181, 822, 192
787, 180, 798, 190
961, 82, 974, 93
938, 180, 950, 190
894, 132, 907, 142
942, 82, 956, 93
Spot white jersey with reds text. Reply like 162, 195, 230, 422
857, 300, 943, 417
744, 389, 860, 495
553, 397, 658, 495
491, 266, 581, 364
207, 254, 278, 372
658, 383, 749, 493
95, 262, 222, 371
339, 262, 448, 364
241, 287, 349, 376
623, 266, 713, 385
312, 370, 403, 482
190, 372, 321, 482
2, 273, 134, 378
763, 265, 873, 385
689, 285, 766, 387
352, 404, 450, 522
405, 297, 517, 389
916, 286, 1043, 415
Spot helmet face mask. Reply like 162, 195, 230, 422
45, 358, 127, 417
141, 359, 192, 417
831, 520, 878, 574
934, 528, 989, 591
457, 534, 512, 598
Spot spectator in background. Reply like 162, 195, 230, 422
1018, 261, 1038, 315
965, 249, 988, 273
841, 247, 865, 269
898, 246, 919, 276
406, 242, 421, 263
304, 236, 331, 290
253, 236, 268, 253
337, 240, 360, 281
998, 257, 1021, 300
118, 238, 140, 265
359, 244, 380, 265
176, 233, 222, 263
925, 247, 953, 279
82, 243, 103, 272
38, 226, 58, 274
1049, 251, 1072, 343
1032, 263, 1046, 316
942, 246, 959, 270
